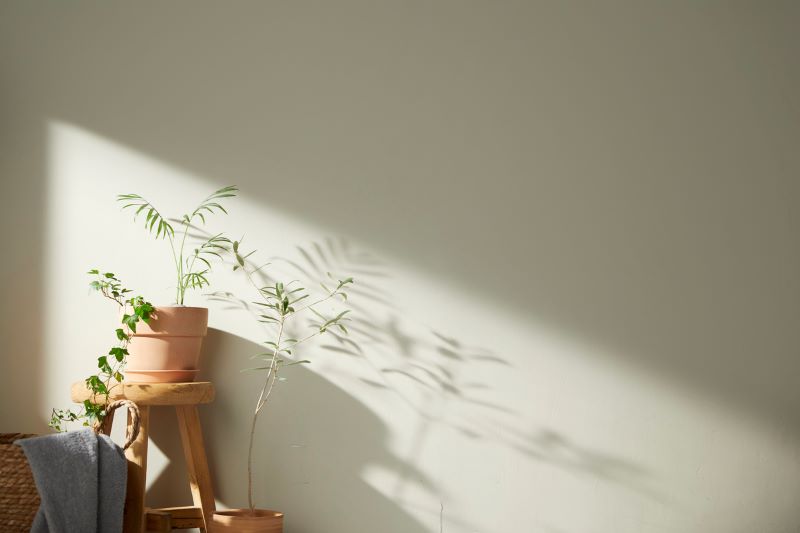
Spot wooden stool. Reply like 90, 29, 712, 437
72, 382, 216, 532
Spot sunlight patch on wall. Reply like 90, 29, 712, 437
44, 120, 800, 533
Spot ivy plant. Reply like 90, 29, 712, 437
49, 270, 155, 431
117, 185, 237, 305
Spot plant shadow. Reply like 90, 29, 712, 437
203, 328, 433, 533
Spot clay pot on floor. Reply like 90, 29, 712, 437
125, 306, 208, 383
210, 509, 284, 533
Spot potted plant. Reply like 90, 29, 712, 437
116, 185, 237, 382
208, 240, 353, 533
49, 185, 237, 431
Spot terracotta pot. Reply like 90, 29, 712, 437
125, 306, 208, 383
210, 509, 283, 533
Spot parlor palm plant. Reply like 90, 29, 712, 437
111, 185, 238, 383
117, 184, 238, 305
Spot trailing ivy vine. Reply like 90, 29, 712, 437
48, 270, 154, 431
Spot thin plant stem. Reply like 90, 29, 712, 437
248, 316, 284, 513
169, 233, 182, 304
177, 218, 196, 304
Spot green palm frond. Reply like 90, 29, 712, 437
186, 185, 238, 225
186, 233, 232, 270
117, 193, 175, 240
183, 270, 211, 290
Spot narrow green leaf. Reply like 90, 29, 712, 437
283, 359, 311, 367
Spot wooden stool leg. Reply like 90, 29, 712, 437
124, 405, 150, 533
176, 405, 215, 531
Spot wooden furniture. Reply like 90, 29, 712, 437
72, 382, 216, 533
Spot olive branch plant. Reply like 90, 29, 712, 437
211, 239, 354, 514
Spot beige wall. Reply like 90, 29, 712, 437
1, 2, 799, 532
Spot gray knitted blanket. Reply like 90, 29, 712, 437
16, 429, 127, 533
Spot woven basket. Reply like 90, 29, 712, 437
0, 433, 39, 532
0, 400, 140, 532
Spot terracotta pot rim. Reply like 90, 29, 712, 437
132, 306, 208, 337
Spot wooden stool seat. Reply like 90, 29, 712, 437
71, 382, 215, 406
72, 382, 216, 532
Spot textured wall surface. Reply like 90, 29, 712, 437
1, 2, 799, 532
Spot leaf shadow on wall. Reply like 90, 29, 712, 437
140, 237, 660, 531
292, 239, 660, 503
